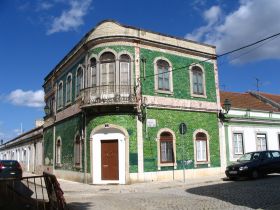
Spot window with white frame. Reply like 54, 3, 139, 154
74, 135, 82, 167
157, 60, 170, 91
56, 138, 62, 165
160, 132, 174, 163
57, 81, 63, 109
100, 52, 115, 94
191, 66, 205, 96
90, 58, 97, 88
76, 67, 83, 98
120, 54, 131, 86
66, 74, 72, 103
195, 132, 207, 162
256, 134, 267, 151
233, 133, 244, 155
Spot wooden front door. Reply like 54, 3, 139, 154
101, 140, 119, 180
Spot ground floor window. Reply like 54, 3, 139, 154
160, 132, 174, 163
256, 134, 267, 151
56, 138, 62, 166
233, 133, 244, 155
74, 135, 82, 167
195, 132, 208, 162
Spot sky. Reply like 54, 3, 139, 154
1, 0, 280, 141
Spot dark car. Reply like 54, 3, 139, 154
225, 150, 280, 180
0, 160, 23, 179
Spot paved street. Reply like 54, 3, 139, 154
57, 174, 280, 210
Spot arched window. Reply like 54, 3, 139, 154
90, 58, 97, 88
191, 66, 204, 95
76, 67, 84, 97
56, 138, 62, 165
100, 52, 115, 93
57, 81, 63, 108
66, 74, 72, 103
157, 60, 170, 91
195, 132, 207, 162
74, 135, 82, 167
160, 132, 174, 163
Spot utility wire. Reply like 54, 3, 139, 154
140, 31, 280, 79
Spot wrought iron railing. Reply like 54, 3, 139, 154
81, 85, 136, 106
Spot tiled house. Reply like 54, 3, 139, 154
220, 91, 280, 165
43, 20, 222, 184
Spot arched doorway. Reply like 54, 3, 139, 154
90, 125, 128, 184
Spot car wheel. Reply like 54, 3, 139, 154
228, 177, 236, 181
252, 170, 259, 179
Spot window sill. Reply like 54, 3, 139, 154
194, 161, 210, 167
191, 93, 207, 99
155, 90, 173, 95
158, 162, 177, 170
55, 163, 62, 168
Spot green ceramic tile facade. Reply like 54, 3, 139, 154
55, 115, 83, 171
140, 48, 217, 102
44, 127, 54, 166
86, 114, 138, 173
143, 108, 220, 172
89, 45, 135, 58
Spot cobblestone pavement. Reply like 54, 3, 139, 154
58, 174, 280, 210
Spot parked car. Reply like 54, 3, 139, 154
225, 150, 280, 180
0, 160, 22, 179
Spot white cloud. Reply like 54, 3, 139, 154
7, 89, 44, 108
186, 0, 280, 63
36, 1, 54, 11
47, 0, 92, 34
13, 128, 22, 136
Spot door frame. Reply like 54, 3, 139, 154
91, 132, 126, 184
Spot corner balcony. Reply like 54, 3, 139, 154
81, 85, 137, 109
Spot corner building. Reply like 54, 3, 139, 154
43, 20, 222, 184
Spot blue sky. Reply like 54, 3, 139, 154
1, 0, 280, 141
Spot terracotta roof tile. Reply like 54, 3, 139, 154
220, 91, 279, 112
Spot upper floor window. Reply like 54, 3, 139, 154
66, 74, 72, 103
57, 81, 63, 109
90, 58, 97, 88
100, 52, 115, 88
160, 132, 174, 163
195, 132, 208, 162
191, 65, 205, 96
76, 67, 84, 98
157, 60, 170, 91
120, 54, 131, 86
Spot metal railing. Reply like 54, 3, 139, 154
81, 85, 136, 106
0, 172, 67, 210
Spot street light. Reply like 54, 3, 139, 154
219, 98, 231, 120
44, 105, 50, 116
223, 98, 231, 114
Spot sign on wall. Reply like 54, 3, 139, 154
147, 119, 156, 127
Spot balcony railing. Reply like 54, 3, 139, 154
81, 85, 136, 107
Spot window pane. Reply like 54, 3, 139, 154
160, 141, 173, 162
257, 134, 267, 151
233, 133, 243, 155
196, 140, 207, 161
120, 62, 130, 86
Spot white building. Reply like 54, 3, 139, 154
0, 124, 43, 174
220, 91, 280, 164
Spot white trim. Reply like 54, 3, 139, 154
65, 73, 72, 105
189, 63, 207, 98
156, 128, 177, 170
193, 129, 210, 167
153, 57, 173, 94
75, 64, 84, 99
73, 132, 82, 169
57, 81, 64, 110
55, 137, 62, 166
91, 132, 126, 184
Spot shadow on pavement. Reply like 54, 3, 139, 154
67, 202, 93, 210
187, 175, 280, 209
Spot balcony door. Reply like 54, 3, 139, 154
100, 52, 115, 98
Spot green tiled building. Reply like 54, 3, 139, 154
43, 20, 222, 184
